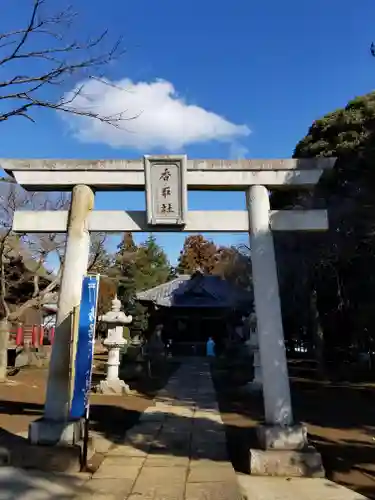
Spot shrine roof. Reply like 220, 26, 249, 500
137, 275, 191, 307
136, 272, 252, 310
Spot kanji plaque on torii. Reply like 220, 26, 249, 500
144, 155, 187, 226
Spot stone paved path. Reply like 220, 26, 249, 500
79, 359, 242, 499
238, 475, 370, 500
0, 359, 370, 499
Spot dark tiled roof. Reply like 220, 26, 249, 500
137, 272, 252, 310
137, 275, 191, 307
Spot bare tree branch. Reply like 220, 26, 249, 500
0, 0, 132, 126
2, 0, 42, 65
8, 272, 60, 322
87, 232, 113, 273
0, 179, 69, 322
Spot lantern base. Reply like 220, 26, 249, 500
97, 378, 130, 395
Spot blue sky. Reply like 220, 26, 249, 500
1, 0, 375, 264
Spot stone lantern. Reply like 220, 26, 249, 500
97, 296, 132, 395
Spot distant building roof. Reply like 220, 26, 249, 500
136, 272, 252, 310
137, 274, 191, 307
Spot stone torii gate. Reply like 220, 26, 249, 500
3, 156, 334, 456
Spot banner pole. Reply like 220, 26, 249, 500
69, 305, 80, 413
75, 274, 100, 470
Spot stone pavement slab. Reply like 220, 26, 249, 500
106, 443, 148, 457
185, 482, 243, 500
237, 475, 370, 500
98, 456, 144, 467
129, 466, 186, 500
78, 478, 135, 500
145, 454, 189, 467
188, 461, 237, 483
93, 462, 141, 480
0, 466, 90, 499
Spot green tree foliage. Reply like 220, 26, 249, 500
273, 92, 375, 373
112, 233, 173, 335
114, 232, 138, 310
112, 232, 143, 333
136, 235, 174, 290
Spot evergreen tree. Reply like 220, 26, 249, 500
136, 235, 173, 290
113, 232, 143, 332
112, 233, 173, 335
115, 232, 137, 310
272, 91, 375, 371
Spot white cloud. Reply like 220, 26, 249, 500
229, 142, 249, 159
62, 77, 250, 151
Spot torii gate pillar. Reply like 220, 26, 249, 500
30, 185, 94, 445
248, 185, 293, 426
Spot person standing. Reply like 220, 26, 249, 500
206, 337, 216, 357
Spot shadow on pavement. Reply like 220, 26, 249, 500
0, 466, 90, 499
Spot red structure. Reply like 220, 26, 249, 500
15, 325, 23, 345
39, 326, 44, 346
10, 324, 55, 347
31, 325, 38, 346
49, 327, 55, 344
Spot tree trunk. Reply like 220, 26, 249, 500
0, 319, 9, 382
310, 290, 325, 379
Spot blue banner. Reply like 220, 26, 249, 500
70, 275, 99, 420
